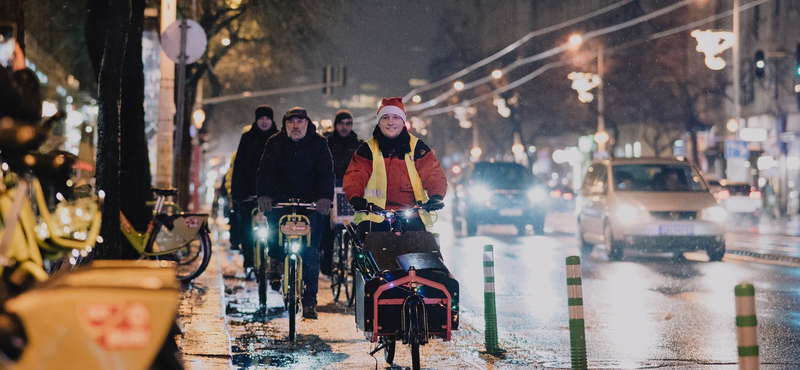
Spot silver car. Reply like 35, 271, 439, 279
577, 158, 726, 261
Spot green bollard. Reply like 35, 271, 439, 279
566, 256, 587, 370
735, 283, 759, 370
481, 245, 505, 356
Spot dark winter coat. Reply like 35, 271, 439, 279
0, 68, 42, 123
327, 130, 362, 181
256, 119, 335, 203
231, 121, 278, 201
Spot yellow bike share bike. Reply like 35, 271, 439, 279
252, 199, 315, 342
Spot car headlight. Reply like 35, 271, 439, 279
614, 204, 647, 224
528, 187, 547, 202
702, 206, 727, 223
469, 185, 492, 202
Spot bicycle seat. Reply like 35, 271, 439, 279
152, 188, 178, 196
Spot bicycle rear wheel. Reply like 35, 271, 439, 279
174, 230, 212, 282
257, 242, 268, 310
331, 232, 344, 302
288, 257, 297, 342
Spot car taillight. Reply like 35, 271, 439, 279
550, 189, 561, 198
563, 193, 573, 200
749, 191, 762, 199
716, 190, 730, 200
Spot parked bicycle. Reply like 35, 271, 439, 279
120, 188, 212, 282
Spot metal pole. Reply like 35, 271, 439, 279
733, 0, 741, 123
174, 19, 188, 188
566, 256, 588, 370
597, 45, 606, 154
735, 283, 759, 370
156, 0, 176, 188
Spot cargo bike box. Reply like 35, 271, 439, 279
354, 231, 459, 342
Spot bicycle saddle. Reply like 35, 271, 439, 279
152, 188, 178, 197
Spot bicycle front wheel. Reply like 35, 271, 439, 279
174, 230, 212, 282
331, 232, 344, 301
288, 257, 297, 342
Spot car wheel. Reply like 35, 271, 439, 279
516, 222, 528, 236
604, 222, 623, 261
707, 241, 725, 262
578, 232, 594, 256
466, 220, 478, 236
532, 217, 545, 235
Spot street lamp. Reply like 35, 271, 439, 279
412, 95, 422, 103
568, 72, 601, 103
690, 30, 735, 71
192, 108, 205, 129
491, 69, 503, 79
569, 34, 583, 47
453, 81, 465, 91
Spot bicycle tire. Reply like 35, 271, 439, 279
288, 257, 297, 342
384, 337, 395, 364
331, 232, 343, 302
346, 235, 356, 307
342, 232, 352, 304
411, 341, 420, 370
257, 243, 267, 310
175, 230, 212, 282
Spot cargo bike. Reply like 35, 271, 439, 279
345, 204, 459, 370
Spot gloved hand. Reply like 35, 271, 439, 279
424, 195, 445, 211
316, 198, 332, 216
257, 196, 273, 213
349, 197, 368, 211
349, 197, 383, 213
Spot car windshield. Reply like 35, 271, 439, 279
472, 163, 533, 190
612, 164, 707, 192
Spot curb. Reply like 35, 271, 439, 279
179, 243, 233, 370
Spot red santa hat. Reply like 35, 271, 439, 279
376, 97, 406, 122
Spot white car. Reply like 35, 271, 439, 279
577, 158, 726, 261
714, 182, 762, 224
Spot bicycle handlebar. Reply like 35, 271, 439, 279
273, 202, 316, 210
360, 203, 432, 219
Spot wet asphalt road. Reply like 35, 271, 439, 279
218, 212, 800, 369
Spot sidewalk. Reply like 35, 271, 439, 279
177, 242, 233, 370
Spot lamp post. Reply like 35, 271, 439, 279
568, 35, 607, 159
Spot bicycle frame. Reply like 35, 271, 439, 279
120, 194, 207, 257
278, 212, 310, 304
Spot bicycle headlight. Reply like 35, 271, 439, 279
702, 206, 727, 223
403, 209, 415, 217
469, 185, 492, 202
291, 242, 301, 253
257, 228, 268, 239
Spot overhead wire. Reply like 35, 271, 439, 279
416, 0, 771, 118
401, 0, 638, 101
406, 0, 698, 113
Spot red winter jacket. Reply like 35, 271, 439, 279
343, 135, 447, 210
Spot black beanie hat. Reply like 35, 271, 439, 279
334, 110, 353, 124
255, 105, 274, 121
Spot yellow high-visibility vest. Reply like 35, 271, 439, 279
354, 134, 432, 227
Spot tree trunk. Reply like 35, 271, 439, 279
118, 0, 151, 259
88, 0, 131, 259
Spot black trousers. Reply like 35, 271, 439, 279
239, 201, 259, 268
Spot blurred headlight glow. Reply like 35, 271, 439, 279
291, 242, 301, 253
257, 228, 268, 239
528, 188, 547, 202
702, 206, 727, 223
469, 185, 492, 202
615, 204, 646, 224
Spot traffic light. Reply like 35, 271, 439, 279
754, 50, 765, 78
796, 43, 800, 77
